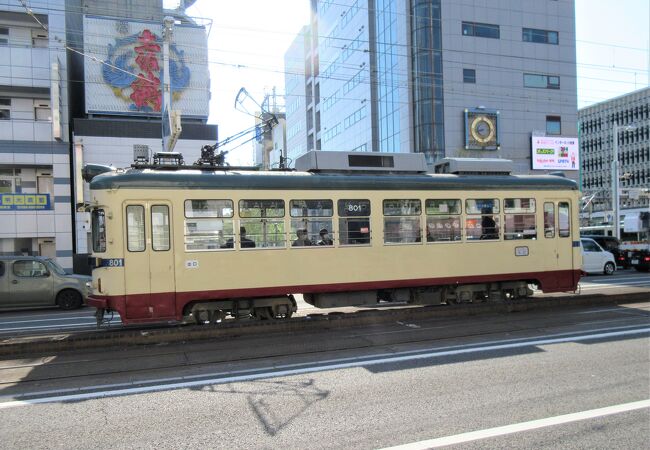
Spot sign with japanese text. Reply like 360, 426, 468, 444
0, 194, 51, 210
83, 15, 209, 118
531, 135, 579, 171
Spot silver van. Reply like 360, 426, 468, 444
0, 256, 91, 310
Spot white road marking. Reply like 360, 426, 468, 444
0, 323, 103, 333
0, 326, 647, 409
380, 399, 650, 449
0, 316, 97, 325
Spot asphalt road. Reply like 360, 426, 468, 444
0, 299, 648, 449
0, 270, 648, 336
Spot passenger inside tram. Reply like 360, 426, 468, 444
292, 228, 312, 246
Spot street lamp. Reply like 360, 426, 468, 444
611, 124, 636, 240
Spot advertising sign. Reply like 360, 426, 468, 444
0, 194, 51, 210
531, 135, 579, 171
83, 16, 209, 118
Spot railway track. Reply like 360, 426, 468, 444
0, 290, 648, 356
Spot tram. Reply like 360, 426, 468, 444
85, 152, 582, 326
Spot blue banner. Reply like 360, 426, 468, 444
0, 193, 52, 210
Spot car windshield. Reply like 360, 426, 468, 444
46, 259, 67, 275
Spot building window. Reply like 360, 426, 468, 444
0, 98, 10, 120
546, 116, 562, 135
523, 28, 558, 44
0, 27, 8, 45
462, 22, 500, 39
34, 101, 51, 121
524, 73, 560, 89
463, 69, 476, 84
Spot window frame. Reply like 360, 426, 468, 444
503, 198, 537, 240
462, 21, 500, 39
151, 205, 170, 252
425, 199, 462, 243
543, 202, 555, 238
91, 209, 107, 253
126, 205, 146, 252
558, 202, 571, 238
338, 199, 372, 246
465, 199, 501, 241
546, 115, 562, 135
382, 199, 422, 245
183, 200, 234, 252
463, 68, 476, 84
289, 199, 334, 247
13, 260, 49, 278
522, 28, 559, 45
0, 98, 10, 120
523, 73, 560, 90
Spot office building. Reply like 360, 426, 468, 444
286, 0, 578, 175
579, 87, 650, 230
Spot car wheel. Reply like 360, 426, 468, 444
57, 289, 83, 310
603, 262, 615, 275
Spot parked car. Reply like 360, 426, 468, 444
580, 235, 629, 269
629, 250, 650, 272
580, 238, 616, 275
0, 256, 91, 310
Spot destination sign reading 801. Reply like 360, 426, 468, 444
338, 199, 371, 216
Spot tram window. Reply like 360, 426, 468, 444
126, 205, 145, 252
184, 200, 234, 251
504, 198, 537, 240
290, 199, 334, 246
558, 202, 570, 237
338, 199, 371, 245
544, 202, 555, 238
383, 199, 421, 244
290, 199, 333, 217
91, 209, 106, 253
425, 199, 461, 242
151, 205, 170, 251
239, 200, 286, 248
465, 199, 500, 241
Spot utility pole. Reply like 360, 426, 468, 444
161, 16, 181, 152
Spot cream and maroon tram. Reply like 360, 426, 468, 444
85, 153, 582, 326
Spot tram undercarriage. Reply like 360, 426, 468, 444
180, 280, 535, 326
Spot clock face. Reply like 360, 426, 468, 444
470, 115, 496, 145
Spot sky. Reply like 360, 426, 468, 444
183, 0, 650, 165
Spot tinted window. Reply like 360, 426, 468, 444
0, 261, 4, 277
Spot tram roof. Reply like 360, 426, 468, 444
89, 169, 578, 192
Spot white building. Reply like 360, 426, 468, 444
0, 1, 73, 269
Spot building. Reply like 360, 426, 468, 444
0, 1, 74, 269
64, 0, 217, 254
284, 26, 310, 164
285, 0, 578, 175
579, 87, 650, 232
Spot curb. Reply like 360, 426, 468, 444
0, 292, 647, 357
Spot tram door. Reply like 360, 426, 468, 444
123, 202, 176, 319
544, 200, 575, 289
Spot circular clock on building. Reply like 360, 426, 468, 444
470, 115, 496, 145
